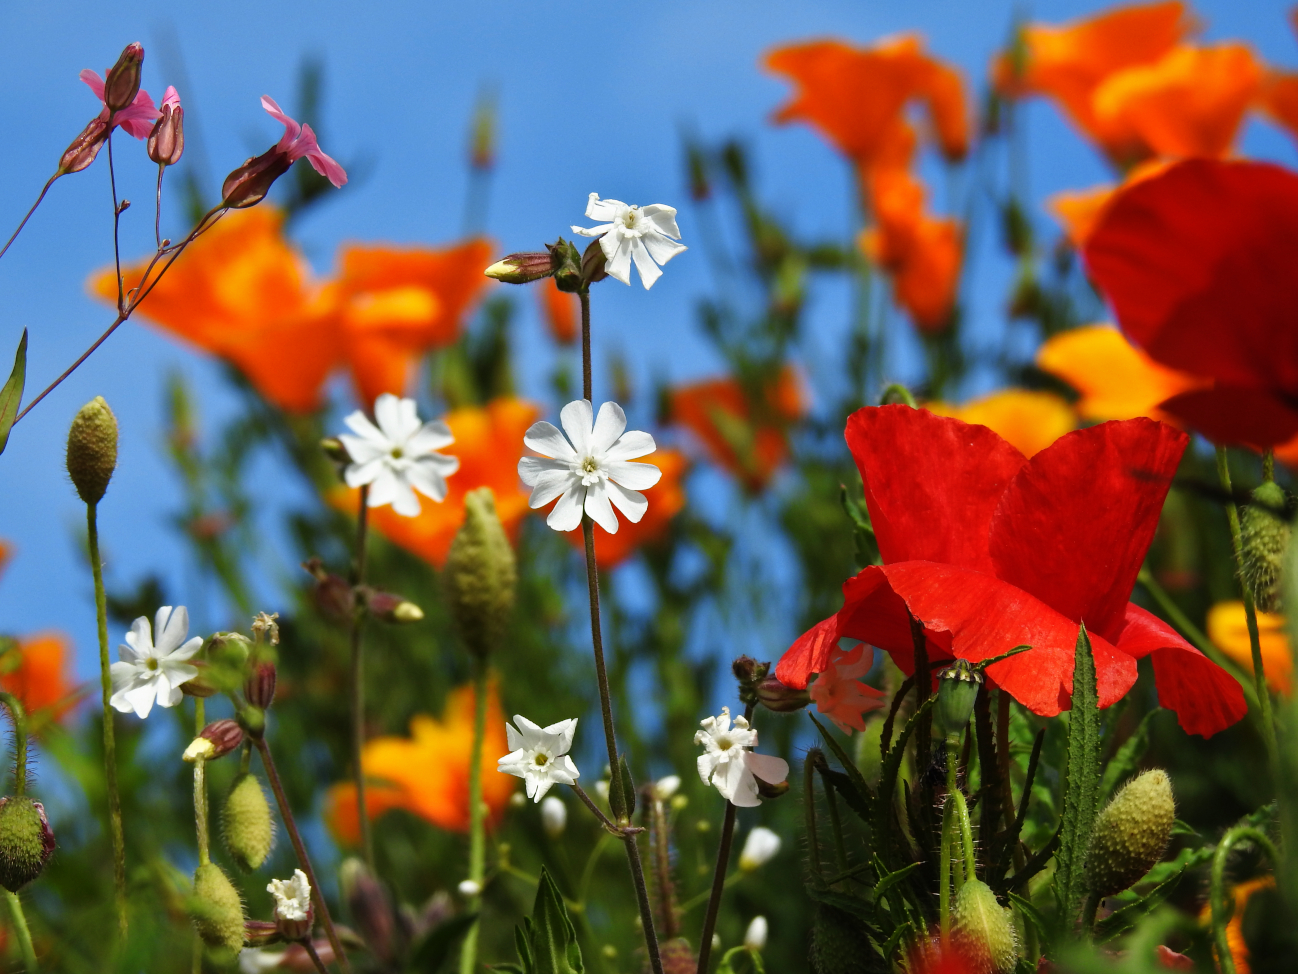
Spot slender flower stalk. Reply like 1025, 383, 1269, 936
4, 890, 37, 974
458, 658, 489, 974
0, 693, 38, 973
1210, 826, 1279, 974
350, 484, 374, 872
0, 174, 59, 265
193, 698, 210, 865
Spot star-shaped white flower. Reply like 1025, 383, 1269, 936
110, 606, 203, 719
497, 715, 580, 802
518, 400, 661, 534
572, 193, 686, 289
695, 707, 789, 808
267, 869, 312, 922
338, 393, 459, 517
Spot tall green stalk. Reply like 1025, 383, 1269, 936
350, 484, 374, 871
458, 660, 489, 974
0, 692, 38, 972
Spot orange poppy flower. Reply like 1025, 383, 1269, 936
925, 389, 1077, 458
1046, 160, 1173, 246
1207, 600, 1291, 695
0, 540, 10, 579
326, 681, 513, 841
1199, 875, 1274, 974
331, 397, 539, 568
670, 366, 804, 491
1036, 324, 1207, 424
859, 169, 963, 332
1, 633, 78, 723
538, 277, 578, 345
765, 35, 970, 166
565, 449, 688, 568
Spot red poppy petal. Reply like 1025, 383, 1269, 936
775, 614, 839, 689
989, 419, 1187, 642
1116, 604, 1247, 737
845, 405, 1026, 571
1159, 387, 1298, 448
837, 562, 1136, 716
1085, 159, 1298, 395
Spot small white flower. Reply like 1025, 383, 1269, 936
744, 916, 768, 953
572, 193, 686, 289
594, 780, 610, 802
497, 715, 580, 802
694, 707, 789, 808
458, 879, 482, 897
239, 949, 286, 974
653, 774, 682, 802
110, 606, 202, 719
338, 393, 459, 517
267, 869, 312, 922
519, 399, 661, 534
739, 826, 782, 872
540, 795, 568, 838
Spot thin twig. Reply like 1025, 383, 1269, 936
107, 133, 125, 313
0, 173, 58, 264
350, 485, 373, 871
302, 939, 332, 974
458, 657, 489, 974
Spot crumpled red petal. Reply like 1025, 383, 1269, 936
775, 614, 838, 689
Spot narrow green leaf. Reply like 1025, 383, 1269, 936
407, 913, 478, 972
810, 713, 875, 817
0, 329, 28, 457
1008, 891, 1048, 944
840, 483, 880, 568
529, 867, 584, 974
1055, 624, 1103, 930
1099, 709, 1158, 801
819, 766, 872, 826
1093, 867, 1187, 943
873, 696, 936, 859
617, 754, 635, 820
873, 861, 920, 900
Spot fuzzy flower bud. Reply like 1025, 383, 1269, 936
738, 826, 781, 872
184, 719, 244, 763
1086, 769, 1175, 898
304, 559, 355, 621
103, 43, 145, 113
936, 658, 982, 740
755, 675, 810, 713
549, 239, 584, 292
444, 488, 516, 657
223, 773, 275, 871
484, 251, 555, 285
58, 118, 109, 175
743, 916, 768, 953
148, 96, 184, 166
191, 861, 246, 951
0, 797, 54, 892
951, 879, 1018, 974
1241, 481, 1291, 613
540, 795, 567, 838
268, 869, 314, 942
66, 396, 119, 504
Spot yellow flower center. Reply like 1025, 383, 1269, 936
534, 753, 550, 767
581, 457, 599, 474
390, 447, 404, 459
146, 658, 159, 671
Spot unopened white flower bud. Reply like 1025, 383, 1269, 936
540, 796, 567, 838
744, 916, 768, 952
509, 792, 527, 808
594, 780, 610, 802
739, 826, 781, 872
654, 775, 682, 801
458, 879, 481, 898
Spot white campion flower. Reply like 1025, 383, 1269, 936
694, 707, 789, 808
267, 869, 311, 921
572, 193, 686, 289
653, 774, 682, 802
738, 826, 782, 872
110, 606, 202, 719
744, 916, 768, 953
540, 795, 568, 838
338, 393, 459, 517
497, 715, 580, 802
518, 400, 661, 534
238, 949, 286, 974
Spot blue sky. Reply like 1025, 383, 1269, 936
1, 0, 1295, 682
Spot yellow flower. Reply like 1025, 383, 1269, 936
925, 389, 1076, 458
1207, 600, 1291, 695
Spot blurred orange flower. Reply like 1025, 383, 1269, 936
565, 449, 688, 568
926, 389, 1076, 458
326, 681, 513, 841
1207, 600, 1291, 695
0, 540, 10, 579
1199, 875, 1274, 974
765, 35, 969, 167
670, 366, 804, 491
332, 397, 539, 568
1047, 160, 1173, 246
1, 634, 77, 723
538, 277, 578, 345
1036, 324, 1206, 423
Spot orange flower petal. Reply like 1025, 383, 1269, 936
1206, 600, 1291, 695
538, 277, 578, 345
2, 633, 78, 722
564, 450, 689, 568
926, 389, 1077, 458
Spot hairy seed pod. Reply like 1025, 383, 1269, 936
1086, 769, 1175, 898
222, 773, 275, 871
0, 797, 55, 892
1241, 481, 1291, 612
444, 488, 516, 657
66, 397, 118, 504
191, 861, 245, 950
951, 879, 1018, 974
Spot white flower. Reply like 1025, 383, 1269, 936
519, 400, 661, 534
267, 869, 312, 922
540, 795, 568, 838
338, 393, 459, 517
239, 949, 286, 974
744, 916, 768, 953
572, 193, 686, 289
497, 715, 580, 802
109, 606, 202, 719
694, 707, 789, 808
457, 879, 482, 897
653, 774, 682, 802
739, 826, 782, 872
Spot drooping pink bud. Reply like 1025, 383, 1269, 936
755, 676, 810, 714
191, 719, 244, 761
148, 87, 184, 166
221, 148, 293, 209
103, 43, 144, 113
58, 118, 109, 175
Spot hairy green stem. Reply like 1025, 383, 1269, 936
459, 659, 489, 974
939, 800, 954, 937
1210, 826, 1279, 974
193, 698, 209, 865
350, 484, 374, 872
5, 889, 37, 973
0, 691, 28, 793
878, 383, 917, 408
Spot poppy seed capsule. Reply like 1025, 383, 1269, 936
936, 659, 982, 740
191, 861, 246, 951
0, 797, 55, 892
1240, 481, 1291, 613
444, 488, 516, 657
1086, 769, 1175, 898
222, 773, 275, 871
951, 879, 1018, 974
66, 397, 119, 504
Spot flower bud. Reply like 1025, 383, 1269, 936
653, 775, 681, 801
66, 396, 118, 504
658, 939, 697, 974
223, 773, 275, 871
363, 589, 424, 624
951, 879, 1018, 974
103, 43, 144, 113
268, 869, 314, 942
148, 102, 184, 166
245, 661, 277, 711
936, 659, 982, 740
484, 251, 554, 285
242, 920, 280, 948
549, 239, 584, 292
743, 916, 768, 952
755, 675, 810, 713
320, 437, 351, 465
340, 858, 398, 965
0, 797, 54, 891
540, 795, 567, 838
240, 706, 266, 739
444, 488, 516, 657
191, 861, 246, 951
58, 118, 109, 175
1086, 769, 1175, 898
458, 879, 481, 897
184, 719, 244, 762
738, 826, 781, 872
1241, 481, 1291, 613
755, 778, 790, 801
580, 239, 608, 286
810, 903, 877, 974
221, 148, 292, 210
180, 666, 219, 697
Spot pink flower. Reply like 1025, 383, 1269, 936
161, 85, 181, 111
79, 69, 159, 140
808, 640, 886, 734
260, 95, 347, 188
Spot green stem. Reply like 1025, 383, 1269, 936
5, 889, 37, 973
1210, 826, 1279, 974
878, 383, 917, 408
0, 692, 29, 793
87, 502, 127, 938
459, 659, 489, 974
804, 747, 822, 879
939, 800, 954, 938
194, 698, 209, 866
1081, 891, 1100, 936
1216, 447, 1278, 771
350, 484, 374, 872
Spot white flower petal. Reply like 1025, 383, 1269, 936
523, 421, 577, 461
406, 460, 452, 503
342, 410, 386, 446
606, 460, 661, 491
605, 430, 656, 461
603, 237, 633, 285
630, 239, 663, 290
551, 755, 580, 785
547, 486, 586, 532
407, 420, 455, 455
344, 456, 387, 488
520, 459, 576, 507
590, 402, 627, 455
364, 469, 402, 509
559, 400, 595, 457
373, 393, 407, 442
572, 223, 613, 238
697, 752, 717, 786
513, 715, 544, 739
110, 660, 142, 694
585, 194, 627, 221
642, 232, 687, 266
641, 204, 682, 239
549, 717, 578, 754
606, 482, 649, 524
746, 752, 789, 786
117, 640, 142, 665
168, 636, 204, 663
122, 679, 160, 719
386, 478, 423, 518
584, 484, 619, 534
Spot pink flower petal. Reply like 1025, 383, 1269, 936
261, 94, 302, 149
80, 69, 106, 100
301, 125, 348, 187
162, 85, 181, 110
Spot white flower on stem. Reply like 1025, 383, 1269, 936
744, 916, 768, 953
109, 606, 202, 719
572, 193, 686, 289
694, 707, 789, 808
519, 400, 661, 534
809, 640, 887, 735
338, 393, 459, 517
540, 795, 568, 838
738, 826, 782, 872
497, 715, 580, 802
267, 869, 311, 922
653, 774, 682, 802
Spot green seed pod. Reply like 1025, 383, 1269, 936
951, 879, 1018, 974
65, 396, 118, 504
443, 487, 517, 657
191, 861, 245, 951
1241, 481, 1291, 613
222, 773, 274, 871
0, 797, 55, 892
809, 903, 882, 974
936, 659, 982, 740
1086, 769, 1175, 898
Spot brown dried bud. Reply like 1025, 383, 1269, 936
103, 43, 144, 113
221, 147, 292, 209
733, 655, 771, 706
183, 719, 244, 762
581, 239, 608, 286
245, 661, 277, 710
484, 251, 555, 285
148, 103, 184, 166
755, 778, 790, 801
755, 675, 810, 714
341, 858, 399, 964
58, 117, 109, 175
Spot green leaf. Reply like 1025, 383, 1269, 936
617, 754, 636, 820
1055, 624, 1103, 931
873, 696, 936, 857
840, 483, 880, 568
873, 861, 920, 900
407, 913, 479, 972
0, 329, 27, 457
1008, 891, 1049, 944
529, 867, 584, 974
1093, 867, 1187, 943
810, 713, 875, 819
1099, 709, 1158, 801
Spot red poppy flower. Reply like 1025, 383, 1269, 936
776, 406, 1246, 737
1084, 159, 1298, 448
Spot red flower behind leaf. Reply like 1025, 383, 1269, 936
777, 406, 1246, 737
